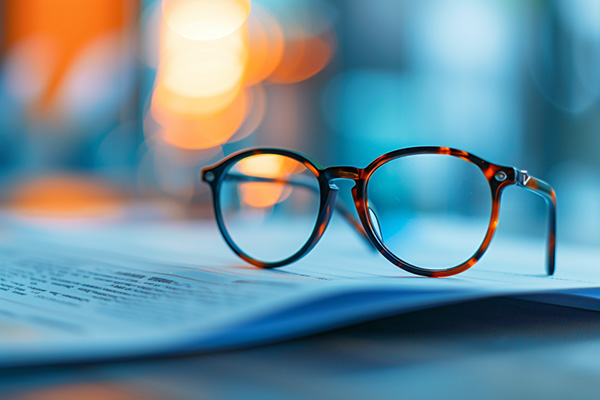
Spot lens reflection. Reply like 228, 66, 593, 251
366, 154, 492, 270
220, 154, 320, 263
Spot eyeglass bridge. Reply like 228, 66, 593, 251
323, 166, 361, 181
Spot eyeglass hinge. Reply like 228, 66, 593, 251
514, 168, 531, 186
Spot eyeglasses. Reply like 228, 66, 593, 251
201, 147, 556, 277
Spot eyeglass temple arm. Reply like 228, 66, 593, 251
515, 169, 556, 275
224, 173, 375, 249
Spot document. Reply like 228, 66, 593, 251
0, 218, 599, 367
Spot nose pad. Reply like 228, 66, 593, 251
368, 207, 383, 241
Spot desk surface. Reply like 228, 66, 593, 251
2, 297, 600, 399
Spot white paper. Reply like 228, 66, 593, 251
0, 217, 598, 367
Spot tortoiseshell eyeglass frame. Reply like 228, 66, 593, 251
201, 147, 556, 278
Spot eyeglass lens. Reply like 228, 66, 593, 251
366, 154, 492, 269
219, 154, 321, 263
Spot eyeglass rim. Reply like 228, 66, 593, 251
202, 148, 330, 269
202, 146, 556, 277
356, 147, 508, 276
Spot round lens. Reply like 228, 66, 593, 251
366, 154, 492, 270
218, 154, 321, 264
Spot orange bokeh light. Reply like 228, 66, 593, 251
152, 81, 242, 118
162, 0, 251, 41
9, 175, 126, 218
2, 0, 133, 114
244, 5, 284, 86
153, 90, 250, 150
236, 155, 303, 208
151, 1, 254, 150
159, 24, 248, 99
12, 382, 156, 400
269, 29, 334, 84
150, 0, 335, 151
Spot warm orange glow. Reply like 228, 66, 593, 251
160, 51, 245, 99
154, 90, 250, 149
236, 155, 303, 208
244, 5, 284, 86
12, 383, 156, 400
150, 80, 262, 150
9, 175, 126, 218
159, 25, 248, 99
150, 0, 335, 151
2, 0, 134, 114
269, 29, 334, 84
162, 0, 251, 41
151, 1, 254, 150
152, 82, 242, 118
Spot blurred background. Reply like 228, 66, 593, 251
0, 0, 599, 245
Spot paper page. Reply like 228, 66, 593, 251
0, 218, 598, 367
